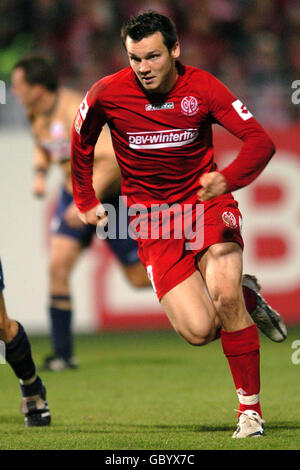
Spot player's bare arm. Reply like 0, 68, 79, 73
61, 89, 113, 228
64, 131, 119, 228
32, 145, 51, 198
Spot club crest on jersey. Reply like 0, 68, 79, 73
181, 96, 199, 116
222, 211, 237, 229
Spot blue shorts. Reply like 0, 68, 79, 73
0, 258, 4, 292
51, 188, 140, 266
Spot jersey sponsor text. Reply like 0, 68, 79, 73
127, 128, 198, 149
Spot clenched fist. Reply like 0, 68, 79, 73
197, 172, 228, 201
78, 202, 108, 227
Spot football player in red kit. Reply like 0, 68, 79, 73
71, 11, 287, 438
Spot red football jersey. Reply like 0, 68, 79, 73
71, 62, 275, 212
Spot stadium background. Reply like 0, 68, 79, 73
0, 0, 299, 333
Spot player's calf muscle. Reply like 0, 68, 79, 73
0, 296, 9, 332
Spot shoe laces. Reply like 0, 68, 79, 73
234, 409, 265, 425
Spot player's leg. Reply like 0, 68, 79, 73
198, 242, 264, 437
45, 187, 95, 371
0, 261, 50, 426
160, 270, 220, 346
121, 261, 152, 288
45, 233, 82, 370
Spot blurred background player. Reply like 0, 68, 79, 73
0, 258, 50, 426
11, 55, 151, 371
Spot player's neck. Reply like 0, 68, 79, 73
31, 90, 59, 116
163, 67, 178, 94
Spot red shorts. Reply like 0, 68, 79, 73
136, 193, 243, 300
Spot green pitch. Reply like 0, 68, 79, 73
0, 327, 300, 450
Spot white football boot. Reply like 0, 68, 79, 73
242, 274, 287, 342
232, 410, 265, 438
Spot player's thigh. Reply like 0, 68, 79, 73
160, 270, 217, 345
197, 242, 244, 310
49, 234, 83, 278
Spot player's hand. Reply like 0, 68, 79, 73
197, 172, 227, 201
63, 202, 85, 228
32, 175, 47, 198
78, 202, 108, 227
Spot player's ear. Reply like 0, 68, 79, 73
171, 41, 180, 60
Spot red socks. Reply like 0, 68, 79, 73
221, 324, 262, 418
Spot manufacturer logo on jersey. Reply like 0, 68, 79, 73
79, 93, 89, 120
222, 211, 237, 229
181, 96, 199, 116
74, 111, 83, 135
232, 99, 253, 121
127, 128, 198, 149
145, 102, 174, 111
75, 92, 89, 134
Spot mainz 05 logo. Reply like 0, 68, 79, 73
181, 96, 199, 116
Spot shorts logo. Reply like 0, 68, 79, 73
222, 211, 237, 229
232, 99, 253, 121
181, 96, 199, 116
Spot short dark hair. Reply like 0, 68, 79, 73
13, 55, 58, 92
121, 10, 178, 52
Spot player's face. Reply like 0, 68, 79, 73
126, 31, 180, 94
11, 68, 41, 107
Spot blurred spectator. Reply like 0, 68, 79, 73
0, 0, 299, 126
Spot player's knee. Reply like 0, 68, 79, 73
0, 317, 11, 340
128, 274, 149, 288
177, 321, 214, 347
213, 292, 240, 319
49, 258, 70, 284
124, 266, 151, 288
